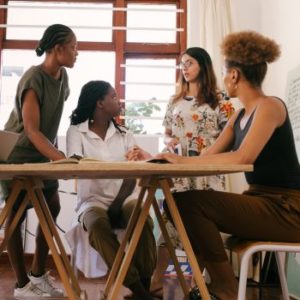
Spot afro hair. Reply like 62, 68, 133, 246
220, 31, 281, 65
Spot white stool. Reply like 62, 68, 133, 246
227, 238, 300, 300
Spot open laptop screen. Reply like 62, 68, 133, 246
0, 130, 20, 162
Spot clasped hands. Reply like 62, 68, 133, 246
125, 144, 183, 164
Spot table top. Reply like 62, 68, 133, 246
0, 161, 253, 180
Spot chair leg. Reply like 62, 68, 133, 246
275, 252, 290, 300
70, 254, 78, 278
259, 252, 263, 300
238, 249, 253, 300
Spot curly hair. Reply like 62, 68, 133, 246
221, 31, 280, 87
221, 31, 280, 65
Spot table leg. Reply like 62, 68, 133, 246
0, 179, 29, 256
25, 178, 82, 300
0, 194, 29, 255
151, 198, 190, 297
35, 182, 81, 294
107, 182, 157, 300
0, 179, 24, 228
102, 186, 147, 298
159, 179, 211, 300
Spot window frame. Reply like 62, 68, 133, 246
0, 0, 187, 124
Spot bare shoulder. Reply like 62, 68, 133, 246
257, 96, 285, 112
256, 96, 286, 125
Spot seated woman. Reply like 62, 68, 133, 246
146, 31, 300, 300
66, 80, 157, 300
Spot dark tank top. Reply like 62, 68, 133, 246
232, 104, 300, 189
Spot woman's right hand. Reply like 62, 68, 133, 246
165, 137, 180, 153
126, 145, 152, 161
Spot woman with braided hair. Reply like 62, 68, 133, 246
156, 31, 300, 300
67, 80, 157, 300
2, 23, 78, 298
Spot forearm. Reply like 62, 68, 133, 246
27, 130, 65, 161
180, 150, 247, 165
111, 178, 136, 206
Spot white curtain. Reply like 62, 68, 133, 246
189, 0, 235, 88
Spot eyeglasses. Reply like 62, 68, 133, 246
179, 60, 193, 69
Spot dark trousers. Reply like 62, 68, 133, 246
165, 184, 300, 262
81, 201, 157, 287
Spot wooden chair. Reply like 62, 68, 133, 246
226, 236, 300, 300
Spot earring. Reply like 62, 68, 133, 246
89, 119, 94, 124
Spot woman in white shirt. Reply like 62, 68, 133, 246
66, 80, 157, 300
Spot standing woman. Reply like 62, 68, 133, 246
149, 47, 234, 296
2, 24, 78, 298
159, 31, 300, 300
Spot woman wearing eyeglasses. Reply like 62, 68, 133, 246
149, 47, 235, 298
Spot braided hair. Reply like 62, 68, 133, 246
35, 24, 75, 57
70, 80, 126, 134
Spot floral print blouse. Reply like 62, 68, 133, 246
163, 96, 235, 193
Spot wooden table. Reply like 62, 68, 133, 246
0, 161, 253, 300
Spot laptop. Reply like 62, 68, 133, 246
0, 130, 20, 161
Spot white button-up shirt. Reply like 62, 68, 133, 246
66, 120, 136, 215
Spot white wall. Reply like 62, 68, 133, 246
232, 0, 261, 32
232, 0, 300, 99
260, 0, 300, 98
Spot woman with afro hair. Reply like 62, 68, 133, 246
156, 31, 300, 300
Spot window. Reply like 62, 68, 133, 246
123, 58, 176, 134
126, 4, 177, 43
0, 0, 187, 136
6, 1, 113, 41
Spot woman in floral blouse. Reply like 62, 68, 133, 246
127, 47, 235, 298
152, 47, 234, 297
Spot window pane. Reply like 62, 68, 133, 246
6, 1, 113, 42
126, 4, 177, 43
63, 51, 115, 135
0, 50, 41, 130
0, 50, 115, 136
124, 59, 176, 135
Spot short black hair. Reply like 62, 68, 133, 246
70, 80, 126, 134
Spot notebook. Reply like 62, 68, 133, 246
0, 130, 20, 161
